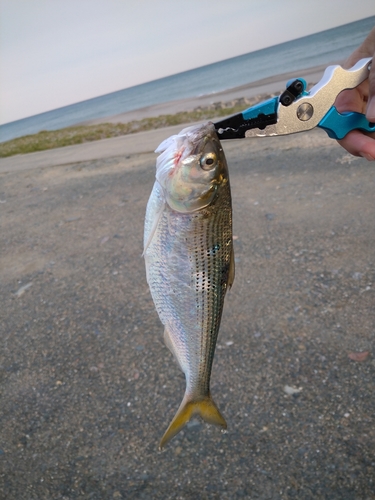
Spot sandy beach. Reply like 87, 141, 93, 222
1, 65, 374, 499
0, 64, 333, 175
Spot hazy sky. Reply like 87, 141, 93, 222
1, 0, 374, 124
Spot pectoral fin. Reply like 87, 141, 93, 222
143, 201, 164, 256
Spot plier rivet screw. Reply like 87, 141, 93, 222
297, 103, 314, 122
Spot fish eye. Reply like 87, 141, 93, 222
200, 152, 217, 170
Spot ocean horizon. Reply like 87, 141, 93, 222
1, 15, 374, 143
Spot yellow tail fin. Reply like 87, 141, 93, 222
159, 394, 227, 449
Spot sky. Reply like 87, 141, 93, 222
0, 0, 374, 125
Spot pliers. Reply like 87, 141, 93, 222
214, 57, 374, 141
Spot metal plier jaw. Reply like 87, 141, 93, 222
214, 58, 374, 141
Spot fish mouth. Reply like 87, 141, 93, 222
187, 124, 219, 156
155, 122, 219, 170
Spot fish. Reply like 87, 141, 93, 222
143, 122, 234, 448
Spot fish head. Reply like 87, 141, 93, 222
155, 122, 229, 213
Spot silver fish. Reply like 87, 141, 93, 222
144, 122, 234, 448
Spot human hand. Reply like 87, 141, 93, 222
335, 27, 375, 160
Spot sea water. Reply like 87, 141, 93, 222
1, 16, 374, 143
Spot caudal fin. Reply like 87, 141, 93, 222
159, 394, 227, 449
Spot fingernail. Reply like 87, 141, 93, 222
366, 96, 375, 122
359, 152, 375, 161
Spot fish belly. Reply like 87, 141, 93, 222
144, 181, 233, 396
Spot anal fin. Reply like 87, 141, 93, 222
163, 326, 183, 372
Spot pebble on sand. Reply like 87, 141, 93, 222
14, 282, 32, 298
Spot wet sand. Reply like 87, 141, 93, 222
1, 65, 375, 499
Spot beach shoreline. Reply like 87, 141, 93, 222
0, 62, 343, 174
81, 63, 335, 126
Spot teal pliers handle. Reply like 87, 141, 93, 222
318, 106, 375, 140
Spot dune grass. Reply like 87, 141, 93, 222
0, 107, 238, 158
0, 96, 270, 158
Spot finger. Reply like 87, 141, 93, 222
338, 129, 375, 160
335, 83, 368, 114
366, 57, 375, 121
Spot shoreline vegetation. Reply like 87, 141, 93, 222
0, 93, 276, 158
